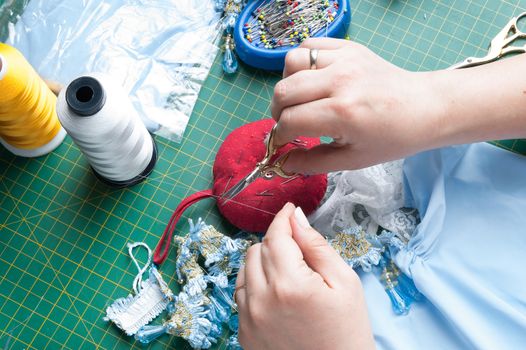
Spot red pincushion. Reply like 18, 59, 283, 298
154, 119, 327, 265
213, 119, 327, 232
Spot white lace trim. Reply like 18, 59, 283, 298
104, 272, 171, 336
310, 160, 419, 239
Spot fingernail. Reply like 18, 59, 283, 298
294, 207, 311, 229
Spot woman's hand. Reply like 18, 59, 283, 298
273, 38, 526, 174
235, 203, 375, 350
272, 38, 442, 174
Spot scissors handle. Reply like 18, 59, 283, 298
499, 12, 526, 48
260, 152, 295, 179
450, 12, 526, 69
258, 124, 296, 180
220, 124, 297, 201
260, 124, 279, 164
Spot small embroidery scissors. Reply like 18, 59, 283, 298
449, 12, 526, 69
221, 124, 296, 202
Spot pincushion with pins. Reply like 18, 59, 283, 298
234, 0, 352, 71
154, 118, 327, 264
214, 118, 327, 231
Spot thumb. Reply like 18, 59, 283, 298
291, 207, 353, 288
282, 143, 360, 175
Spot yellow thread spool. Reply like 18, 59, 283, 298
0, 43, 66, 157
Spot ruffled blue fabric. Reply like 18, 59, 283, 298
361, 143, 526, 349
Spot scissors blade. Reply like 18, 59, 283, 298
220, 167, 261, 202
448, 56, 491, 69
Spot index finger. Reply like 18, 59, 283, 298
260, 203, 304, 279
274, 97, 345, 146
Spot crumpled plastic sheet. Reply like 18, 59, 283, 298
0, 0, 30, 41
6, 0, 222, 142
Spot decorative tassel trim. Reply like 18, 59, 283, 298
217, 1, 246, 74
164, 292, 217, 349
122, 222, 423, 348
375, 252, 423, 316
329, 226, 382, 272
329, 227, 424, 316
104, 267, 173, 336
135, 219, 250, 348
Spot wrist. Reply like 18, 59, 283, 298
404, 70, 453, 152
415, 68, 496, 150
424, 69, 465, 148
420, 55, 526, 149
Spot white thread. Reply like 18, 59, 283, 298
127, 242, 153, 295
5, 161, 282, 228
57, 73, 154, 183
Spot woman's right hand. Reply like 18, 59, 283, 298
273, 38, 526, 175
272, 38, 444, 174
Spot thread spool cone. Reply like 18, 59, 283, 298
60, 75, 157, 188
0, 43, 66, 157
90, 140, 158, 189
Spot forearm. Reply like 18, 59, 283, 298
427, 54, 526, 149
273, 39, 526, 174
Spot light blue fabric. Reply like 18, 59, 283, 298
359, 143, 526, 350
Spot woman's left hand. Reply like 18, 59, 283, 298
235, 203, 375, 350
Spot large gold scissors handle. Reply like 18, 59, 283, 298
258, 124, 296, 180
220, 124, 296, 202
449, 12, 526, 69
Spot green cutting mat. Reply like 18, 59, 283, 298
1, 0, 526, 349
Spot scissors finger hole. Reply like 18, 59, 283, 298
516, 12, 526, 34
263, 171, 275, 179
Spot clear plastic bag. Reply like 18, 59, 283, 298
5, 0, 221, 142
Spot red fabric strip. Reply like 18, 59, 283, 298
153, 189, 213, 266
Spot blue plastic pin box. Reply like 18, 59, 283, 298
234, 0, 351, 71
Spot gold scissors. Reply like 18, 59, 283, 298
221, 124, 296, 202
449, 12, 526, 69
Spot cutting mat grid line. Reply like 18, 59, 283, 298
1, 0, 526, 349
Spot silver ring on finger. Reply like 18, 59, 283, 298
309, 49, 319, 70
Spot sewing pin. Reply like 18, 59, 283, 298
256, 189, 274, 196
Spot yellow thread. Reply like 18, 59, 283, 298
0, 43, 61, 150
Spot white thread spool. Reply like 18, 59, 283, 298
57, 73, 157, 187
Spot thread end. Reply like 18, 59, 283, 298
65, 76, 106, 116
